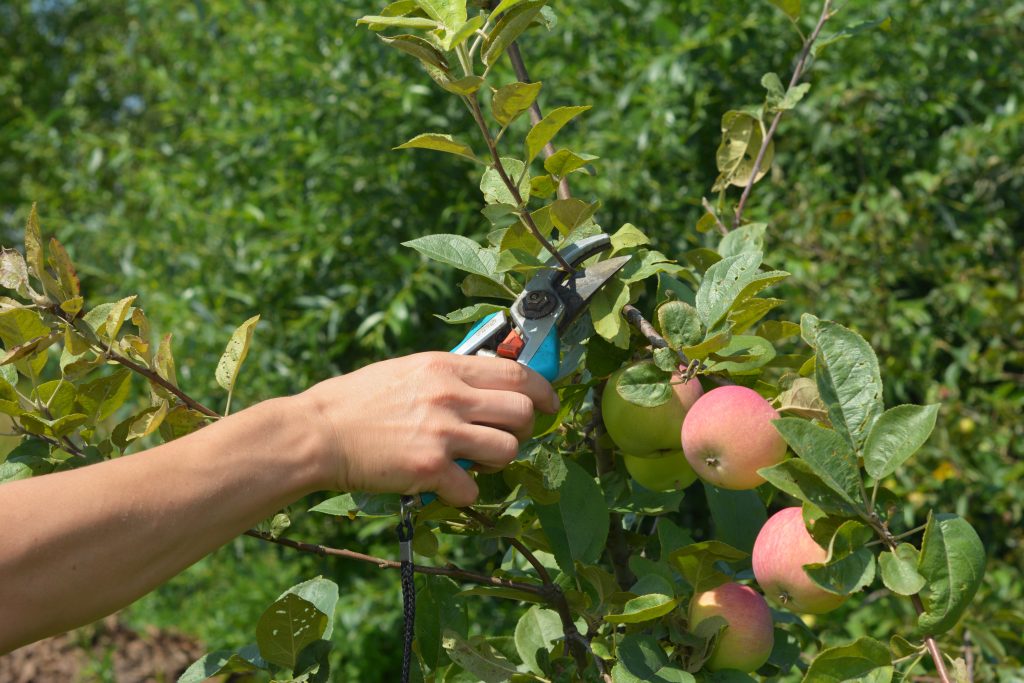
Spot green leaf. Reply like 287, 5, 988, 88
0, 248, 30, 297
802, 637, 892, 682
772, 418, 863, 511
761, 72, 786, 102
309, 494, 359, 518
460, 274, 516, 300
437, 303, 505, 324
535, 459, 610, 577
605, 593, 679, 625
917, 513, 986, 635
127, 401, 169, 441
178, 645, 268, 682
24, 205, 61, 301
767, 0, 801, 20
529, 174, 557, 198
694, 251, 762, 329
159, 405, 209, 442
482, 0, 548, 67
0, 460, 33, 484
480, 157, 531, 205
378, 34, 449, 82
609, 223, 649, 254
589, 277, 631, 349
255, 592, 329, 670
442, 631, 519, 683
395, 133, 478, 162
804, 521, 876, 596
619, 249, 683, 284
668, 540, 748, 593
862, 404, 940, 480
403, 234, 498, 278
544, 148, 598, 177
615, 360, 672, 408
612, 634, 695, 683
878, 543, 926, 596
777, 377, 829, 420
515, 606, 562, 675
704, 334, 776, 374
47, 237, 81, 301
418, 576, 468, 669
550, 198, 599, 233
441, 14, 486, 50
812, 17, 893, 58
492, 81, 542, 127
496, 248, 545, 273
356, 14, 440, 30
815, 321, 884, 450
758, 459, 862, 517
718, 223, 767, 258
415, 0, 467, 30
728, 297, 784, 334
489, 0, 528, 19
713, 110, 773, 191
703, 484, 767, 555
525, 105, 591, 164
680, 331, 731, 362
439, 74, 485, 95
656, 301, 702, 349
216, 314, 260, 394
77, 368, 132, 422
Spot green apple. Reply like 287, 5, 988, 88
752, 507, 848, 614
602, 362, 703, 456
689, 582, 774, 673
623, 450, 697, 491
681, 385, 787, 490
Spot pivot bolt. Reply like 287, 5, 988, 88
520, 291, 557, 319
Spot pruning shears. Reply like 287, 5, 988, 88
415, 233, 630, 505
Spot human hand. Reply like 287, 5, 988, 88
297, 352, 560, 506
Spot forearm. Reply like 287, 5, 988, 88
0, 395, 326, 653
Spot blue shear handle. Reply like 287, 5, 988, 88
419, 316, 560, 505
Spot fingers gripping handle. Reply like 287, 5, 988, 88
418, 315, 558, 505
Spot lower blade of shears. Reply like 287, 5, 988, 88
556, 255, 631, 332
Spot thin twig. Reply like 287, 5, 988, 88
458, 508, 590, 670
733, 0, 834, 228
244, 529, 549, 596
506, 42, 572, 201
50, 306, 219, 417
464, 95, 574, 272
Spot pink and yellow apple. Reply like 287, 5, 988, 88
689, 582, 774, 673
622, 450, 697, 491
752, 507, 847, 614
680, 385, 787, 490
602, 362, 703, 457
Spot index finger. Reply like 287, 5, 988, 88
452, 355, 559, 414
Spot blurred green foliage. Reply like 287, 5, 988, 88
2, 0, 1021, 679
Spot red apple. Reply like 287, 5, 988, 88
689, 582, 774, 673
681, 385, 787, 490
752, 507, 848, 614
602, 362, 703, 456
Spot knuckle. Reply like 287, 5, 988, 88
497, 431, 519, 461
499, 359, 530, 388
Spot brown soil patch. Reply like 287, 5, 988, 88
0, 615, 205, 682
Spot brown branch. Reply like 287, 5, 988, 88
506, 42, 572, 201
245, 529, 548, 596
464, 95, 574, 273
733, 0, 834, 228
51, 306, 220, 418
458, 508, 590, 670
867, 517, 953, 683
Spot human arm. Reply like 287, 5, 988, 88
0, 352, 558, 653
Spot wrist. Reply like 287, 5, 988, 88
262, 394, 339, 494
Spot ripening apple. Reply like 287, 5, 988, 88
681, 385, 787, 490
622, 449, 697, 491
752, 507, 848, 614
689, 582, 774, 673
601, 362, 703, 456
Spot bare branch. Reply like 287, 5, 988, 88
733, 0, 834, 228
245, 529, 548, 596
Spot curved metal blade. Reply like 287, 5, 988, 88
555, 255, 631, 333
